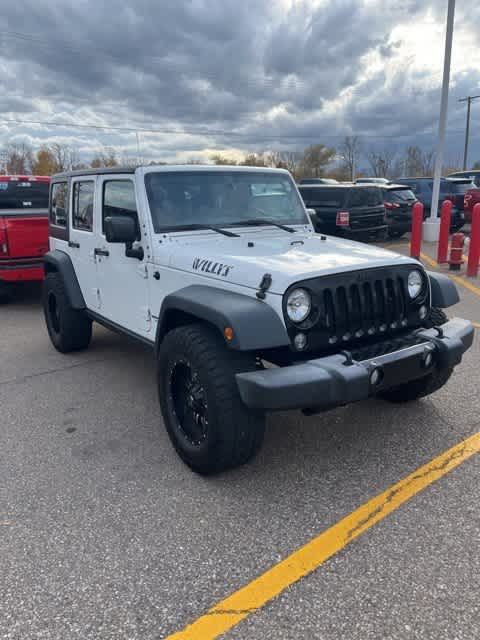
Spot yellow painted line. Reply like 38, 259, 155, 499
420, 252, 480, 298
166, 432, 480, 640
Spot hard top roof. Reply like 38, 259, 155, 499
52, 164, 291, 180
298, 182, 379, 189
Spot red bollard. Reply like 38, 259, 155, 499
437, 200, 452, 263
449, 233, 464, 271
467, 203, 480, 278
410, 202, 424, 259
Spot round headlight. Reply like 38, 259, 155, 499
286, 288, 311, 323
408, 270, 423, 299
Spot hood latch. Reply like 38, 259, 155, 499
256, 273, 272, 300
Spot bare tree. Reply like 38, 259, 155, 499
339, 136, 361, 181
266, 150, 303, 177
366, 148, 397, 178
90, 148, 119, 168
48, 143, 81, 172
401, 146, 434, 177
4, 142, 34, 174
210, 154, 238, 165
301, 144, 336, 178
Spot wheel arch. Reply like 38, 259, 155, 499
43, 250, 86, 310
154, 285, 290, 357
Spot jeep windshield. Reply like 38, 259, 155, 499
144, 170, 307, 233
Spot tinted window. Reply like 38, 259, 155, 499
50, 182, 68, 227
0, 180, 49, 210
145, 171, 306, 232
346, 187, 383, 207
72, 181, 94, 231
386, 188, 416, 203
102, 180, 138, 232
445, 181, 475, 195
299, 187, 347, 207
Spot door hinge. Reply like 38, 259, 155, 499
138, 264, 148, 278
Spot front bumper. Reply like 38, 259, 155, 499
236, 318, 474, 411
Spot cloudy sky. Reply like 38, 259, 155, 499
1, 0, 480, 166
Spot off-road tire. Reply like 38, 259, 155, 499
158, 324, 265, 475
43, 272, 92, 353
380, 307, 451, 403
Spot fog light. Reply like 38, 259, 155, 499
294, 333, 307, 350
370, 367, 383, 386
419, 305, 428, 320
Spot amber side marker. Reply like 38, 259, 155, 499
166, 432, 480, 640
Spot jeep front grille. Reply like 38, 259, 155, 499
283, 266, 429, 351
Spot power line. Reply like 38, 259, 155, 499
0, 117, 471, 142
459, 94, 480, 169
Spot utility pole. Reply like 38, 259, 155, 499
459, 95, 480, 170
425, 0, 455, 242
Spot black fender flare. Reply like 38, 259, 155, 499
43, 250, 86, 309
427, 271, 460, 308
155, 285, 290, 355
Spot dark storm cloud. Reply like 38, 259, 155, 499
0, 0, 478, 160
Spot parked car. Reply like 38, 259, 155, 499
448, 170, 480, 188
355, 178, 391, 185
380, 183, 418, 238
0, 175, 50, 302
395, 177, 465, 232
464, 187, 480, 222
298, 183, 387, 240
298, 178, 339, 185
42, 165, 473, 474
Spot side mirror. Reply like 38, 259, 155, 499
306, 208, 317, 222
104, 215, 137, 243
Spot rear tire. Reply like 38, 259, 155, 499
43, 272, 92, 353
158, 324, 265, 474
0, 281, 12, 304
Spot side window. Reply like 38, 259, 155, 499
102, 180, 139, 237
50, 182, 68, 227
72, 181, 95, 231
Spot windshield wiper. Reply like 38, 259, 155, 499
173, 223, 240, 237
232, 218, 297, 233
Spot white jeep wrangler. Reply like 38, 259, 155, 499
43, 165, 473, 474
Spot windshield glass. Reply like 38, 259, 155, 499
0, 180, 49, 210
145, 171, 307, 232
445, 181, 475, 195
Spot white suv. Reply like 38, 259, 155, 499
43, 165, 473, 474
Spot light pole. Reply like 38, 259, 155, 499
459, 95, 480, 170
424, 0, 456, 242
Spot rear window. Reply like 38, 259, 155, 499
346, 187, 383, 207
385, 188, 416, 203
0, 180, 49, 210
444, 181, 475, 195
299, 187, 347, 207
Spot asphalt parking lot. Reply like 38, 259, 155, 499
1, 247, 479, 640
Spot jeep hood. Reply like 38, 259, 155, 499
162, 230, 420, 294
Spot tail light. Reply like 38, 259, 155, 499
384, 201, 400, 209
0, 220, 8, 256
336, 211, 350, 226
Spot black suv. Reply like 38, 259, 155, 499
381, 183, 418, 238
395, 177, 466, 232
298, 184, 387, 240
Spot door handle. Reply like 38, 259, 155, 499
68, 241, 80, 248
94, 248, 110, 257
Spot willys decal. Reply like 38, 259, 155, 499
192, 258, 233, 277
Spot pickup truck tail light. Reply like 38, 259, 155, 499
336, 211, 350, 226
0, 220, 8, 256
384, 201, 401, 210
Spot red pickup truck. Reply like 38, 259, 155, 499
0, 175, 50, 301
